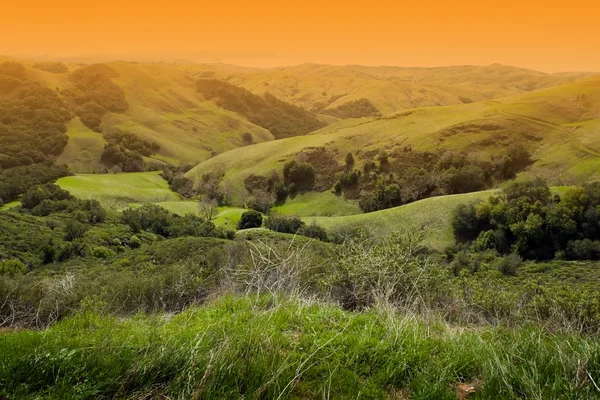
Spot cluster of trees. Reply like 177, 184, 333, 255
264, 214, 328, 241
242, 161, 316, 213
160, 164, 195, 198
0, 64, 74, 202
339, 146, 533, 213
321, 98, 380, 118
452, 179, 600, 260
121, 204, 228, 239
20, 183, 106, 223
0, 85, 72, 169
32, 62, 68, 74
0, 61, 28, 94
196, 79, 323, 139
65, 64, 128, 131
100, 130, 160, 172
0, 163, 70, 205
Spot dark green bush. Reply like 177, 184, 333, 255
238, 211, 263, 230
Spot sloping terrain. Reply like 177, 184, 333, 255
186, 77, 600, 190
207, 63, 593, 114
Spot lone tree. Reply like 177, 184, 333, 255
345, 152, 354, 167
238, 210, 263, 230
198, 197, 218, 221
242, 132, 253, 146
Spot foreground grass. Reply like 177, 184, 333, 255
2, 295, 600, 399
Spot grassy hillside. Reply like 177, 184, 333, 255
56, 172, 181, 208
55, 119, 107, 173
187, 77, 600, 190
308, 190, 494, 248
209, 63, 591, 114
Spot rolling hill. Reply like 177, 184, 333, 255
186, 76, 600, 193
205, 63, 594, 114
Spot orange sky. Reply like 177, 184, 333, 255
1, 0, 599, 72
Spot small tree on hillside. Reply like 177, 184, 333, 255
345, 152, 354, 167
198, 197, 218, 221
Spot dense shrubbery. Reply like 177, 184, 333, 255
353, 147, 532, 213
196, 79, 323, 138
451, 179, 600, 260
0, 163, 70, 204
121, 204, 222, 238
322, 98, 380, 118
0, 63, 74, 201
264, 215, 304, 234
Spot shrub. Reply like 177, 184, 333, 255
300, 222, 328, 241
129, 235, 142, 249
265, 215, 305, 234
64, 220, 90, 241
283, 161, 315, 191
494, 253, 522, 275
0, 259, 27, 276
238, 211, 263, 230
92, 246, 115, 259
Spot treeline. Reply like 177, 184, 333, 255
341, 145, 532, 213
321, 98, 380, 118
452, 179, 600, 261
32, 62, 68, 74
196, 79, 324, 139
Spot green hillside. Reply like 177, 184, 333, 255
56, 172, 181, 209
187, 77, 600, 191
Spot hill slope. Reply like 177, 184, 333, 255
186, 77, 600, 190
207, 63, 592, 114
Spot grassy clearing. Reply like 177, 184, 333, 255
308, 191, 494, 249
271, 191, 361, 217
56, 172, 181, 209
2, 294, 600, 399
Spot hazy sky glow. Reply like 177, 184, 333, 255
2, 0, 599, 72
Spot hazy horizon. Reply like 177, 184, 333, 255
2, 0, 599, 73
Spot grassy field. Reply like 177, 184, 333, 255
2, 294, 600, 399
271, 191, 361, 217
56, 172, 181, 209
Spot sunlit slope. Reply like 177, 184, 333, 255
306, 191, 494, 249
210, 63, 590, 114
56, 172, 181, 209
55, 119, 107, 173
25, 61, 274, 169
100, 62, 274, 166
187, 77, 600, 188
